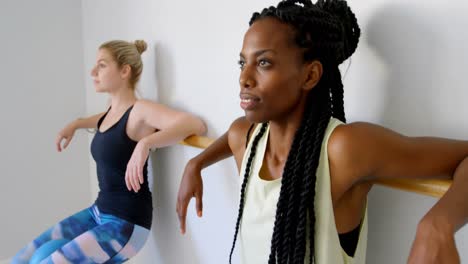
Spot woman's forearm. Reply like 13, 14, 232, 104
190, 132, 233, 171
423, 156, 468, 233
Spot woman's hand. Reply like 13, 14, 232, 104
56, 121, 77, 152
176, 159, 204, 234
125, 139, 151, 192
408, 216, 460, 264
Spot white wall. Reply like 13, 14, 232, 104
81, 0, 468, 263
0, 0, 90, 259
354, 1, 468, 263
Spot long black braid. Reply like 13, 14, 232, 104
229, 0, 360, 263
229, 122, 268, 262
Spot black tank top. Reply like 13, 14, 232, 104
91, 106, 152, 229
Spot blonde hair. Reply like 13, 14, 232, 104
99, 39, 147, 90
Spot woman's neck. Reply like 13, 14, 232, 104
108, 87, 137, 112
267, 95, 307, 163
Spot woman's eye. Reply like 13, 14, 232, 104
238, 60, 245, 69
258, 59, 270, 67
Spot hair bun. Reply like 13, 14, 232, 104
316, 0, 360, 63
134, 40, 147, 54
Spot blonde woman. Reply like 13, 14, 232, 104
13, 40, 206, 264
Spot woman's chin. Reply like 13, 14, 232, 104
244, 111, 268, 124
94, 87, 106, 93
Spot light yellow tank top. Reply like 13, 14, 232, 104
238, 118, 368, 264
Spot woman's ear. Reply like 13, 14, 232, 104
120, 64, 132, 80
302, 60, 323, 91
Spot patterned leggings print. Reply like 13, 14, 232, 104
11, 205, 149, 264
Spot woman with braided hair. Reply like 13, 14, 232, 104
177, 0, 468, 263
12, 39, 206, 264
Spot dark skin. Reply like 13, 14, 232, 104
177, 17, 468, 263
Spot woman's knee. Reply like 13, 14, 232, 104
29, 239, 69, 264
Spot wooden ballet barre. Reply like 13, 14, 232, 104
180, 135, 452, 198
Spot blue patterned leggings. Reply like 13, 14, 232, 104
12, 205, 149, 264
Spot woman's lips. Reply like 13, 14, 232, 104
240, 94, 260, 110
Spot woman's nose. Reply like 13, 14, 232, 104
239, 65, 255, 89
90, 66, 97, 77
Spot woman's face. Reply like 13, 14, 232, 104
90, 49, 125, 93
239, 17, 313, 123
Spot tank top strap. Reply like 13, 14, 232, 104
116, 105, 134, 130
97, 106, 112, 128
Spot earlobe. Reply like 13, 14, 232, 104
302, 60, 323, 91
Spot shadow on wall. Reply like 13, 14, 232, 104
141, 43, 203, 263
365, 4, 440, 263
154, 43, 218, 133
149, 149, 203, 264
154, 43, 173, 104
147, 42, 241, 263
367, 4, 440, 133
365, 3, 467, 263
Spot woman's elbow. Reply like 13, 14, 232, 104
193, 116, 207, 136
181, 113, 207, 136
